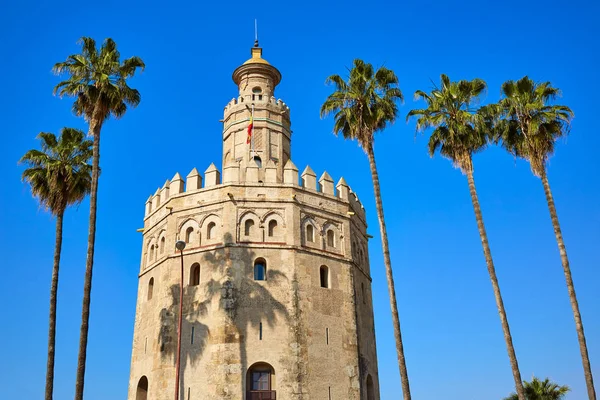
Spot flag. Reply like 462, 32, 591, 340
246, 116, 253, 144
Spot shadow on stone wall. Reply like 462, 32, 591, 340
158, 232, 291, 399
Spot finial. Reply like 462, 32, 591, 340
254, 19, 259, 47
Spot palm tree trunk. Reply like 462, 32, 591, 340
540, 171, 596, 400
74, 119, 101, 400
365, 142, 411, 400
466, 169, 525, 400
45, 208, 64, 400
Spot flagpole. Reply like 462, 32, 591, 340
251, 103, 255, 156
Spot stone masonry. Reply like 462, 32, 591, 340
128, 42, 380, 400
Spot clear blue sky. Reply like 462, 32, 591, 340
1, 0, 598, 399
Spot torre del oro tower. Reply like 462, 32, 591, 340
128, 40, 380, 400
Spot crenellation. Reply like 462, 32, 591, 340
336, 177, 349, 200
265, 159, 277, 183
301, 166, 317, 190
186, 168, 202, 191
145, 196, 152, 216
204, 163, 221, 187
151, 188, 160, 210
283, 160, 298, 185
223, 162, 240, 183
245, 159, 259, 182
170, 173, 184, 195
160, 180, 170, 204
318, 171, 334, 196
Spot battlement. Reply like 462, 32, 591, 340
224, 95, 290, 114
144, 160, 366, 220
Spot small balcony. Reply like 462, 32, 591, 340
246, 390, 276, 400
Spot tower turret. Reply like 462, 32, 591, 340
222, 42, 291, 183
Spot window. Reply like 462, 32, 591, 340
207, 222, 216, 240
253, 156, 262, 168
245, 219, 255, 236
160, 237, 165, 254
190, 263, 200, 286
320, 266, 329, 288
326, 229, 335, 247
268, 220, 278, 237
185, 227, 194, 243
147, 278, 154, 301
136, 376, 148, 400
306, 224, 314, 242
366, 374, 375, 400
254, 259, 266, 281
149, 245, 155, 262
252, 87, 262, 94
246, 363, 275, 398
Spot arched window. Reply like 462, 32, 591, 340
246, 363, 275, 398
306, 224, 314, 242
244, 219, 255, 236
207, 222, 216, 240
160, 236, 165, 254
320, 266, 329, 288
366, 374, 375, 400
190, 263, 200, 286
136, 376, 148, 400
268, 220, 278, 237
253, 156, 262, 168
327, 229, 335, 247
147, 278, 154, 301
149, 245, 155, 262
254, 259, 266, 281
185, 227, 194, 244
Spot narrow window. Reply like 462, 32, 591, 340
329, 386, 332, 400
253, 156, 262, 168
207, 222, 216, 240
160, 236, 165, 254
187, 387, 190, 400
327, 229, 335, 247
185, 227, 194, 243
254, 259, 266, 281
268, 220, 278, 237
191, 326, 195, 344
190, 263, 200, 286
366, 374, 375, 400
252, 94, 256, 101
149, 245, 155, 261
306, 224, 314, 242
320, 266, 329, 288
145, 337, 147, 354
245, 219, 255, 236
361, 282, 366, 304
136, 376, 148, 400
326, 327, 329, 345
147, 278, 154, 301
258, 95, 263, 101
259, 322, 263, 340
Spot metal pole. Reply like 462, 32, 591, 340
174, 248, 184, 400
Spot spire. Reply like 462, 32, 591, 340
254, 19, 259, 48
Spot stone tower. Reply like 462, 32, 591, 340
128, 42, 380, 400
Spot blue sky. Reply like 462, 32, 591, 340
1, 0, 598, 399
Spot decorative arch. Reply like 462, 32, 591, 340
301, 216, 319, 246
200, 213, 221, 244
146, 237, 158, 266
263, 211, 285, 241
239, 211, 260, 242
323, 221, 341, 252
147, 277, 154, 301
157, 230, 167, 255
179, 218, 200, 247
246, 362, 275, 396
136, 376, 148, 400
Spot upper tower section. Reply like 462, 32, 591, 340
222, 42, 291, 183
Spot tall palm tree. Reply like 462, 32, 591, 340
53, 37, 145, 400
407, 74, 526, 400
497, 76, 595, 400
320, 59, 411, 399
19, 128, 92, 400
504, 377, 570, 400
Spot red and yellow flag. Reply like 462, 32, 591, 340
246, 116, 253, 144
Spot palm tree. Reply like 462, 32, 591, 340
497, 76, 595, 400
504, 377, 570, 400
19, 128, 92, 400
407, 74, 526, 400
53, 37, 145, 400
320, 59, 411, 399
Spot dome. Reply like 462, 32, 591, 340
243, 47, 271, 65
